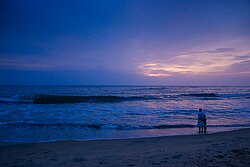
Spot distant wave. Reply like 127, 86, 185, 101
0, 94, 158, 104
217, 93, 250, 98
34, 95, 131, 104
0, 92, 249, 104
2, 122, 250, 130
0, 95, 34, 103
181, 93, 218, 97
0, 122, 195, 130
180, 93, 250, 99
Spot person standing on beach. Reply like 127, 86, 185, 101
197, 108, 206, 134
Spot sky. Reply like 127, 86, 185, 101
0, 0, 250, 85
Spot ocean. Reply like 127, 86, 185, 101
0, 86, 250, 143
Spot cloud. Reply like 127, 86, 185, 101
191, 47, 235, 54
139, 47, 250, 77
0, 56, 52, 70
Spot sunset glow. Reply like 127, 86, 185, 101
140, 47, 250, 77
0, 0, 249, 85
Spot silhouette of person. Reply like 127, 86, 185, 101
197, 108, 206, 134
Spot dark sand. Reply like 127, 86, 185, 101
1, 128, 250, 167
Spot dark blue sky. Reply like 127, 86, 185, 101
0, 0, 250, 85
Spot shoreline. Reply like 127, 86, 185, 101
1, 126, 248, 146
1, 128, 250, 166
0, 126, 246, 146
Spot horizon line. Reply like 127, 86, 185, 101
0, 84, 249, 87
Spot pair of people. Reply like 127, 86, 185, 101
197, 108, 207, 134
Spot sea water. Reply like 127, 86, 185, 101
0, 86, 249, 142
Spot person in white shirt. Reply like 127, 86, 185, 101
197, 108, 207, 134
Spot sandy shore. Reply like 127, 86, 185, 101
1, 129, 250, 167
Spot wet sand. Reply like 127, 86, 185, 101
1, 128, 250, 167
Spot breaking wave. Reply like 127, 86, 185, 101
1, 122, 195, 130
0, 94, 158, 104
0, 92, 249, 104
2, 122, 250, 130
180, 93, 250, 99
181, 93, 218, 97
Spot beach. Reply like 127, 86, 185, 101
0, 87, 249, 166
1, 128, 250, 167
1, 0, 250, 166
